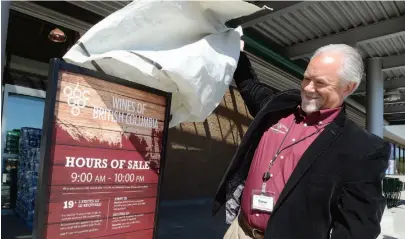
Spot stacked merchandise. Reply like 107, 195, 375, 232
4, 130, 20, 154
1, 156, 18, 209
2, 130, 20, 209
15, 127, 42, 229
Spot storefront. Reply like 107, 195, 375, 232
2, 1, 405, 238
0, 3, 253, 236
1, 6, 80, 236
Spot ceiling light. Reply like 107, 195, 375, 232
48, 28, 66, 43
384, 90, 401, 102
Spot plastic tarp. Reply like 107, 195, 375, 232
63, 0, 260, 127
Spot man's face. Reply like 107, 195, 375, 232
301, 52, 356, 113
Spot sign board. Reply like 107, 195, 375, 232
34, 59, 171, 239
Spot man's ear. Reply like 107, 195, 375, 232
344, 82, 357, 97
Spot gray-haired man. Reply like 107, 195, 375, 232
213, 44, 390, 239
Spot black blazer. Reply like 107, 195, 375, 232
212, 52, 390, 239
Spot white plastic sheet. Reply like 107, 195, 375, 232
63, 0, 260, 127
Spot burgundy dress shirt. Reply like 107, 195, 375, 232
240, 107, 341, 231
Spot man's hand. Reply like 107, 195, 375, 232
240, 40, 245, 52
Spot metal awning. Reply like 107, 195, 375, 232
10, 1, 92, 33
238, 1, 405, 126
230, 0, 405, 142
68, 1, 130, 17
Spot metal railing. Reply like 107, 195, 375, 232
383, 177, 403, 208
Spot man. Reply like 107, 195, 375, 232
212, 43, 390, 239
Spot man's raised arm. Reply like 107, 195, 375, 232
234, 45, 274, 117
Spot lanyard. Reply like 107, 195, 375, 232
260, 119, 328, 193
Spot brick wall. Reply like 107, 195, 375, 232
161, 87, 252, 200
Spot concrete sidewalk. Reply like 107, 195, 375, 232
1, 198, 229, 239
2, 198, 404, 239
158, 198, 405, 239
159, 199, 405, 239
378, 192, 405, 239
159, 198, 405, 239
378, 203, 405, 239
379, 176, 405, 239
158, 198, 228, 239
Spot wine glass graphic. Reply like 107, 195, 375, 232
63, 83, 90, 116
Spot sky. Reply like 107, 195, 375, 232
4, 94, 45, 132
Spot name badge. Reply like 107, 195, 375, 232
252, 194, 274, 212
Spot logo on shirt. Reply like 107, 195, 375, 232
270, 123, 288, 134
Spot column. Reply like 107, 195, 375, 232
1, 1, 11, 79
366, 57, 384, 138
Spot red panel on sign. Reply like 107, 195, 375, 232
47, 197, 157, 224
51, 144, 160, 167
35, 63, 170, 239
44, 213, 155, 239
54, 123, 163, 152
49, 184, 158, 202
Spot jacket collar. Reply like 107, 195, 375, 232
295, 106, 341, 126
331, 103, 347, 127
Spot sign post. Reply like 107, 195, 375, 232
33, 59, 171, 239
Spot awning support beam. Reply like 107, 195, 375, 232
285, 16, 405, 60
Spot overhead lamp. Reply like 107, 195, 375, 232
384, 89, 401, 102
48, 28, 66, 43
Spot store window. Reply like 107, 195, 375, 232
4, 94, 45, 132
395, 144, 401, 160
394, 144, 399, 162
1, 84, 46, 211
2, 84, 46, 154
394, 144, 397, 158
387, 143, 396, 175
399, 146, 405, 175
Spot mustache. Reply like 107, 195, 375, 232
302, 93, 320, 99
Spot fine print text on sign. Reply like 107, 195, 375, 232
34, 59, 171, 239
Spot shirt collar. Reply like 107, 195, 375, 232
295, 106, 342, 126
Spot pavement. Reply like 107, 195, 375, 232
2, 197, 404, 239
378, 176, 405, 239
161, 198, 405, 239
1, 214, 32, 239
378, 204, 405, 239
158, 198, 228, 239
378, 199, 405, 239
1, 198, 229, 239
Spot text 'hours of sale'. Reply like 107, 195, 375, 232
65, 156, 151, 183
65, 157, 151, 170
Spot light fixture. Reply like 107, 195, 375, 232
48, 28, 66, 43
384, 89, 401, 102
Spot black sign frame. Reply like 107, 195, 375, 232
33, 58, 171, 239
